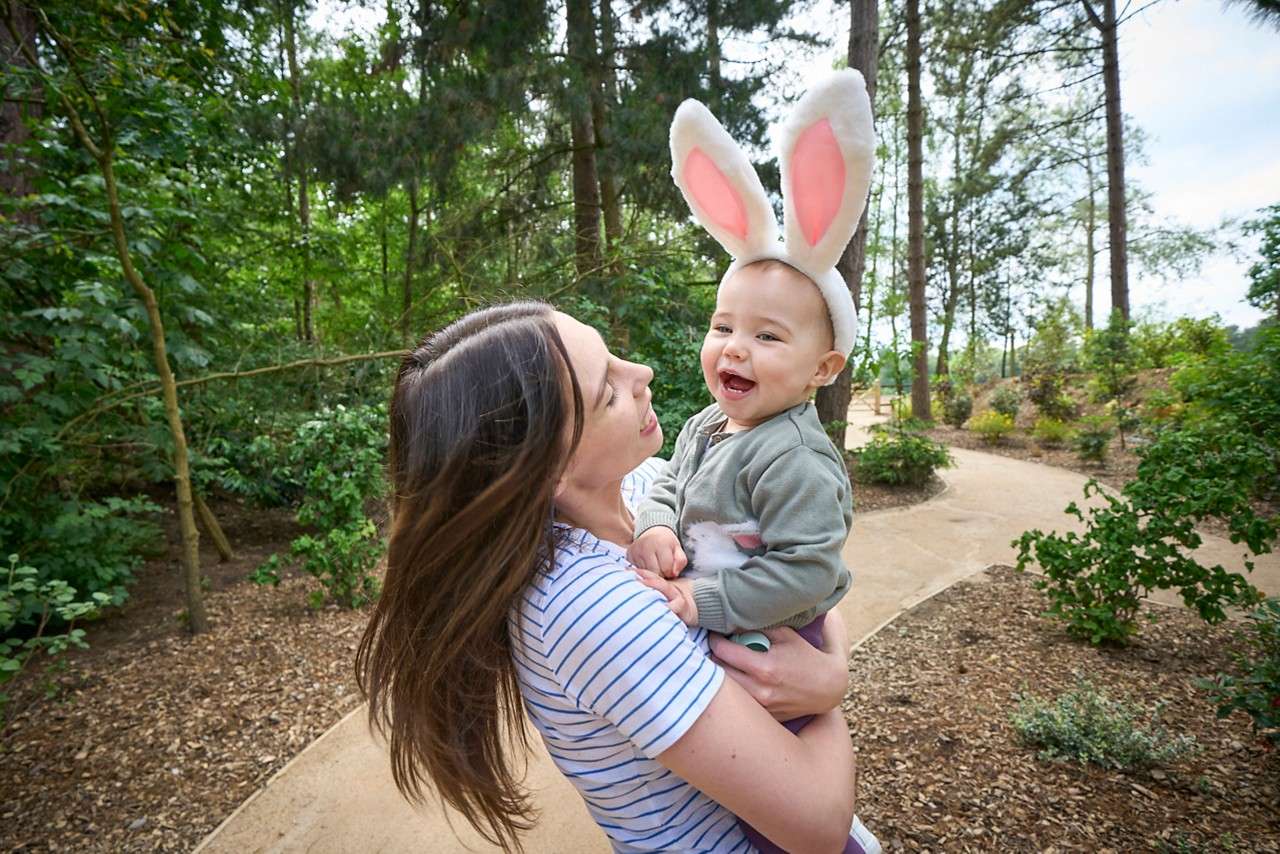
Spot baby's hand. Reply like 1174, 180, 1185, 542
634, 570, 699, 626
626, 526, 688, 579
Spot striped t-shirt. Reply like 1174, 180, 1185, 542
510, 458, 753, 853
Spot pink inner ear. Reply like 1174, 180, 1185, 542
791, 118, 846, 247
683, 147, 748, 240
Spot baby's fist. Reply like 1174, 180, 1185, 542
626, 526, 688, 578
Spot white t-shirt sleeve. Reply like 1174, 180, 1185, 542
536, 562, 724, 759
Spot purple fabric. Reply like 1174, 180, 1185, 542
737, 614, 864, 853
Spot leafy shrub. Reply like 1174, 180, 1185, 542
1032, 417, 1073, 448
6, 496, 161, 627
252, 404, 387, 608
1141, 388, 1185, 426
1025, 373, 1076, 420
1011, 677, 1198, 770
1197, 597, 1280, 748
1083, 311, 1138, 403
2, 555, 111, 716
850, 431, 954, 487
990, 385, 1022, 420
942, 392, 973, 428
966, 410, 1015, 444
1170, 324, 1280, 447
1014, 417, 1274, 645
1072, 415, 1114, 463
1132, 317, 1230, 369
1023, 298, 1083, 377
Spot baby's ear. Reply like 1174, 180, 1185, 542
811, 350, 847, 389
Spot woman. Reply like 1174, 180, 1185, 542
357, 302, 859, 853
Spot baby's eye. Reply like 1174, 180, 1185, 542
757, 332, 780, 342
712, 324, 731, 334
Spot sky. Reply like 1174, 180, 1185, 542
788, 0, 1280, 332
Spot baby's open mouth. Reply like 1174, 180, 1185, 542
719, 371, 756, 396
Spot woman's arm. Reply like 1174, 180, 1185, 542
657, 674, 857, 854
710, 607, 851, 720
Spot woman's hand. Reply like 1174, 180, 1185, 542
709, 608, 851, 721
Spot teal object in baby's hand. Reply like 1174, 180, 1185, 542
731, 631, 771, 652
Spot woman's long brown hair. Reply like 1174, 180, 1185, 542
356, 302, 583, 850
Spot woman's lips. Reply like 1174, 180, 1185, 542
640, 407, 658, 436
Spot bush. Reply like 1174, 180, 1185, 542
1026, 373, 1076, 420
966, 410, 1015, 444
990, 385, 1023, 420
1141, 388, 1184, 426
1083, 311, 1138, 403
1072, 415, 1114, 463
2, 555, 111, 716
251, 404, 387, 608
942, 392, 973, 428
1011, 677, 1198, 770
850, 431, 954, 487
1032, 417, 1073, 448
1197, 597, 1280, 748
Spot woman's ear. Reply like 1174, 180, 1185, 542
810, 350, 848, 390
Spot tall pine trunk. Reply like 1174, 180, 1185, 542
1, 3, 39, 227
815, 0, 878, 437
592, 0, 622, 261
1085, 0, 1129, 322
566, 0, 602, 288
401, 177, 420, 339
283, 4, 315, 342
906, 0, 930, 421
1084, 151, 1098, 331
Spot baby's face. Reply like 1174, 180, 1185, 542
700, 263, 844, 430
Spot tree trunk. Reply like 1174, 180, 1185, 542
401, 177, 420, 339
815, 0, 879, 435
0, 2, 39, 226
194, 491, 233, 563
593, 0, 622, 262
707, 0, 722, 107
103, 152, 208, 633
1086, 0, 1129, 322
1084, 152, 1097, 331
283, 3, 315, 342
906, 0, 930, 421
566, 0, 602, 288
380, 197, 389, 297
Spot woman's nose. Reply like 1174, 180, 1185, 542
631, 360, 654, 391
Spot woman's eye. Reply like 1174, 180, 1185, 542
606, 384, 617, 407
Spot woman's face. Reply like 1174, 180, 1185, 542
553, 311, 662, 489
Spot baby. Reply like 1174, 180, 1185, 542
626, 70, 880, 854
627, 258, 852, 652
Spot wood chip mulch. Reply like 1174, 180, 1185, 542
0, 502, 369, 853
843, 564, 1280, 853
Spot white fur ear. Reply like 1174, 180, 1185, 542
777, 69, 875, 272
670, 99, 778, 260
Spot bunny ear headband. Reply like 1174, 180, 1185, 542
669, 69, 876, 366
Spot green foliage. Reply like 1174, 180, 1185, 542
1132, 317, 1231, 369
1032, 417, 1073, 448
1140, 389, 1185, 426
252, 404, 387, 609
1170, 324, 1280, 445
1025, 373, 1077, 420
1013, 460, 1264, 647
850, 431, 954, 487
1011, 677, 1198, 770
1197, 597, 1280, 748
1243, 203, 1280, 320
1023, 297, 1082, 377
2, 555, 111, 715
1083, 311, 1138, 402
966, 410, 1015, 443
942, 391, 973, 427
1072, 415, 1114, 463
989, 385, 1023, 420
